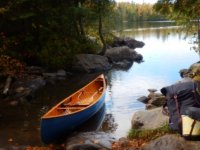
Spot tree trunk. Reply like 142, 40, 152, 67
3, 76, 12, 95
75, 20, 81, 36
198, 19, 200, 41
78, 17, 85, 36
98, 2, 106, 55
77, 1, 85, 36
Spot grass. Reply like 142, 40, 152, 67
128, 124, 175, 141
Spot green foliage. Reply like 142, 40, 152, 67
111, 2, 166, 25
154, 0, 200, 31
154, 0, 200, 53
0, 0, 113, 70
128, 124, 174, 141
37, 36, 101, 69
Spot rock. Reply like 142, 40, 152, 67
103, 114, 118, 132
148, 95, 166, 107
25, 66, 44, 75
117, 137, 130, 147
142, 134, 200, 150
57, 69, 66, 77
146, 90, 166, 108
9, 100, 18, 106
11, 77, 46, 101
137, 96, 149, 104
14, 87, 31, 99
176, 77, 193, 83
72, 54, 112, 73
112, 60, 133, 70
124, 38, 145, 49
111, 37, 145, 49
15, 87, 25, 93
42, 73, 57, 78
105, 46, 143, 63
145, 104, 157, 110
27, 77, 46, 90
66, 132, 116, 150
133, 53, 143, 63
132, 120, 144, 129
147, 92, 161, 99
95, 139, 112, 149
147, 89, 157, 93
131, 107, 169, 130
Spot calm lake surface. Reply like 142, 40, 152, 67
0, 22, 199, 147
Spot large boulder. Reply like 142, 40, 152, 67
131, 107, 169, 130
111, 37, 145, 49
25, 66, 44, 75
66, 132, 116, 150
11, 77, 46, 101
142, 134, 200, 150
105, 46, 143, 63
72, 54, 112, 73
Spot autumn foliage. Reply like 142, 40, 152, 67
0, 55, 25, 77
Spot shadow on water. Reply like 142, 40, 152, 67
46, 103, 107, 144
0, 73, 109, 147
77, 103, 106, 132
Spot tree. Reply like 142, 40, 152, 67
87, 0, 115, 55
154, 0, 200, 54
154, 0, 200, 40
0, 0, 111, 70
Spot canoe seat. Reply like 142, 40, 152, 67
78, 86, 103, 105
57, 107, 72, 114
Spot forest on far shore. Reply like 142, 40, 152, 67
0, 0, 199, 77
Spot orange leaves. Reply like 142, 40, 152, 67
112, 139, 147, 150
0, 55, 26, 77
25, 144, 65, 150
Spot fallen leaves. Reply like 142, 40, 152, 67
112, 139, 147, 150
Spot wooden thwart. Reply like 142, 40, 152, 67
57, 86, 103, 113
78, 86, 103, 105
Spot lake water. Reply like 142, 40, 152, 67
105, 22, 199, 138
0, 22, 199, 147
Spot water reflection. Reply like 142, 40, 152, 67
0, 22, 200, 146
114, 26, 182, 42
77, 104, 106, 132
105, 23, 199, 138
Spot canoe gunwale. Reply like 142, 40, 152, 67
41, 74, 106, 119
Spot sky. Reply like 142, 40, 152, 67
115, 0, 158, 4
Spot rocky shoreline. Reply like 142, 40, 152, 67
111, 61, 200, 150
1, 36, 200, 149
0, 37, 144, 149
0, 37, 144, 105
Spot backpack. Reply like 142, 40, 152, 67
160, 81, 200, 134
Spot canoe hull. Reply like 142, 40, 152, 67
41, 91, 106, 144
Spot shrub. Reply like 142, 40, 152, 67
128, 124, 174, 141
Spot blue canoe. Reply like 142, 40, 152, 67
40, 74, 106, 144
